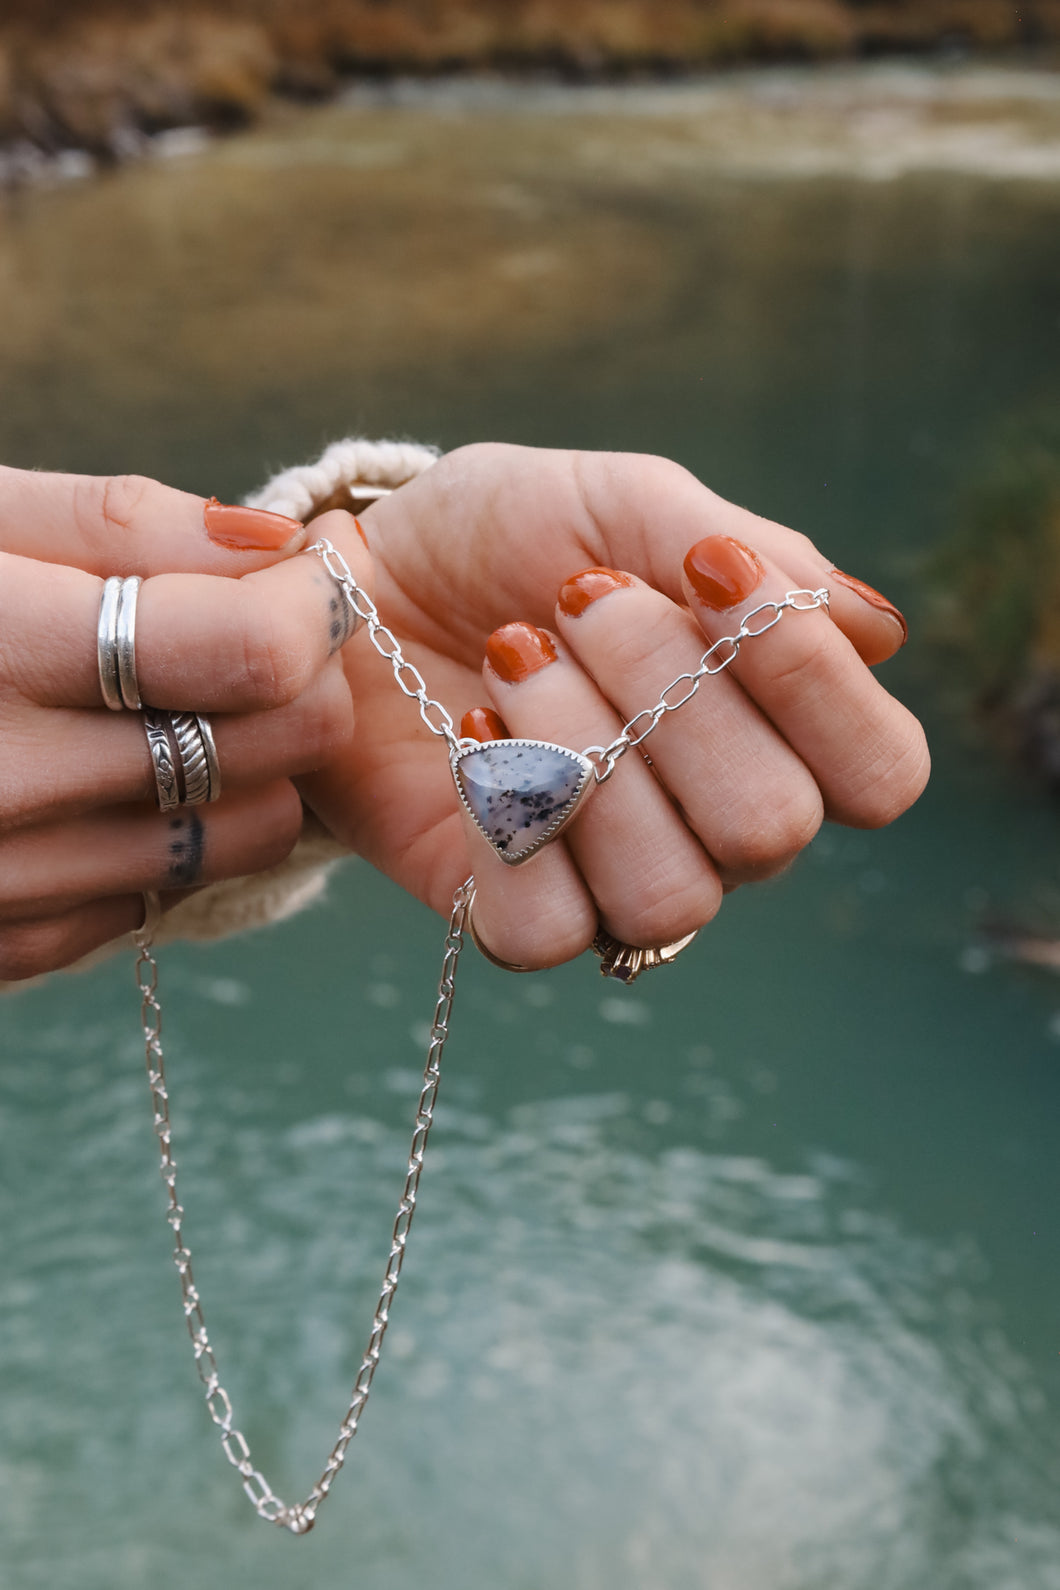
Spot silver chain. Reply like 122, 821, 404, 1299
312, 538, 464, 757
310, 535, 828, 781
135, 878, 473, 1535
135, 536, 829, 1536
583, 588, 830, 781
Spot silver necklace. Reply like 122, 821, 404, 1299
134, 537, 829, 1535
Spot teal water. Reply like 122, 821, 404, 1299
2, 70, 1060, 1589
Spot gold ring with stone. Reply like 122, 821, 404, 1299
592, 927, 700, 984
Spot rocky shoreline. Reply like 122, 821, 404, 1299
2, 0, 1060, 163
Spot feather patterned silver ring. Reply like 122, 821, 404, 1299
143, 711, 221, 808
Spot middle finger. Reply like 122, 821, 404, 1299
1, 661, 353, 831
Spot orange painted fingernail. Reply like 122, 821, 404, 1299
354, 518, 369, 548
485, 622, 558, 684
683, 535, 765, 611
830, 569, 908, 646
203, 497, 306, 552
460, 706, 510, 742
558, 566, 635, 617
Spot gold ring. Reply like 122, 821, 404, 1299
465, 888, 534, 974
592, 927, 699, 984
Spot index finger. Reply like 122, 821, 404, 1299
0, 466, 308, 577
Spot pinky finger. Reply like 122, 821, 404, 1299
0, 894, 159, 982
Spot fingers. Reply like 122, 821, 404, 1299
565, 449, 910, 668
467, 535, 926, 969
0, 509, 371, 714
0, 660, 354, 830
476, 620, 723, 961
553, 572, 824, 882
457, 799, 598, 971
0, 780, 304, 923
680, 536, 930, 826
0, 465, 310, 576
386, 444, 908, 668
0, 896, 151, 981
0, 780, 305, 980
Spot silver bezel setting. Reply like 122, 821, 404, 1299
451, 738, 597, 866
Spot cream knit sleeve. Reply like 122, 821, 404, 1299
145, 435, 440, 948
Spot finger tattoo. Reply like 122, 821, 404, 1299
167, 812, 206, 887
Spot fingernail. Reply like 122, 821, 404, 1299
460, 706, 510, 742
354, 518, 369, 548
485, 621, 558, 684
203, 497, 306, 552
683, 535, 765, 611
830, 569, 908, 646
558, 566, 635, 617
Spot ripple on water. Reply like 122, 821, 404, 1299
2, 1030, 1058, 1590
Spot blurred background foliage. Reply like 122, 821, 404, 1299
3, 0, 1060, 155
932, 409, 1060, 783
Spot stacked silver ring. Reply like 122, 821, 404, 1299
98, 575, 221, 810
98, 575, 144, 711
143, 710, 221, 811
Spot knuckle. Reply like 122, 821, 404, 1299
236, 595, 314, 709
756, 634, 830, 708
835, 718, 931, 829
79, 473, 155, 545
781, 526, 822, 565
712, 777, 824, 875
100, 472, 153, 529
295, 667, 355, 765
477, 896, 598, 971
610, 873, 720, 949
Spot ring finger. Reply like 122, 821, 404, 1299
2, 660, 354, 830
0, 779, 304, 920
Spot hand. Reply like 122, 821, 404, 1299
0, 467, 370, 979
304, 443, 929, 969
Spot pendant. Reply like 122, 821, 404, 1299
452, 739, 596, 865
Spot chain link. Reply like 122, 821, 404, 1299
135, 552, 830, 1534
135, 879, 474, 1536
310, 538, 464, 758
583, 588, 829, 781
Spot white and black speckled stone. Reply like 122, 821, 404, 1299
454, 741, 593, 863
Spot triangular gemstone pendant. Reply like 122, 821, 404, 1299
452, 739, 596, 866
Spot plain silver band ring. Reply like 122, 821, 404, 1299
97, 575, 144, 710
465, 887, 534, 973
115, 575, 143, 710
143, 710, 180, 812
97, 576, 124, 711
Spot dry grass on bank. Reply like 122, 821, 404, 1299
2, 0, 1060, 152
